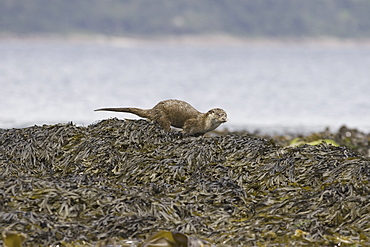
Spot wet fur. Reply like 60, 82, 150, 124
95, 99, 227, 136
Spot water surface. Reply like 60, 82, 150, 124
1, 39, 369, 133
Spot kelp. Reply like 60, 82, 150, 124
0, 118, 369, 246
2, 230, 27, 247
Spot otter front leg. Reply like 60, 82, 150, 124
183, 119, 204, 136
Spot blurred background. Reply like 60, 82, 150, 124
1, 0, 370, 133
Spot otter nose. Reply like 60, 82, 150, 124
221, 117, 227, 122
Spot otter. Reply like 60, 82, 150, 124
94, 99, 227, 136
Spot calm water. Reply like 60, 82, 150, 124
1, 39, 370, 133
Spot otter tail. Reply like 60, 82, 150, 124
94, 107, 152, 119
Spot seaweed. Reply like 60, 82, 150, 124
0, 118, 369, 246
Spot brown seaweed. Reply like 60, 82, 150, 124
0, 118, 369, 246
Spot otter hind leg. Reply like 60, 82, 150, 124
155, 117, 171, 131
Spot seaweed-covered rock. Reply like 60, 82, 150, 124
0, 119, 369, 246
242, 125, 370, 157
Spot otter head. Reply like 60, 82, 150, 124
206, 108, 228, 130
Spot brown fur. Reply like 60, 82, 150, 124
95, 99, 227, 136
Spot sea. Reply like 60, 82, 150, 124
1, 38, 370, 134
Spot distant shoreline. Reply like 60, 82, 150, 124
2, 33, 370, 47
